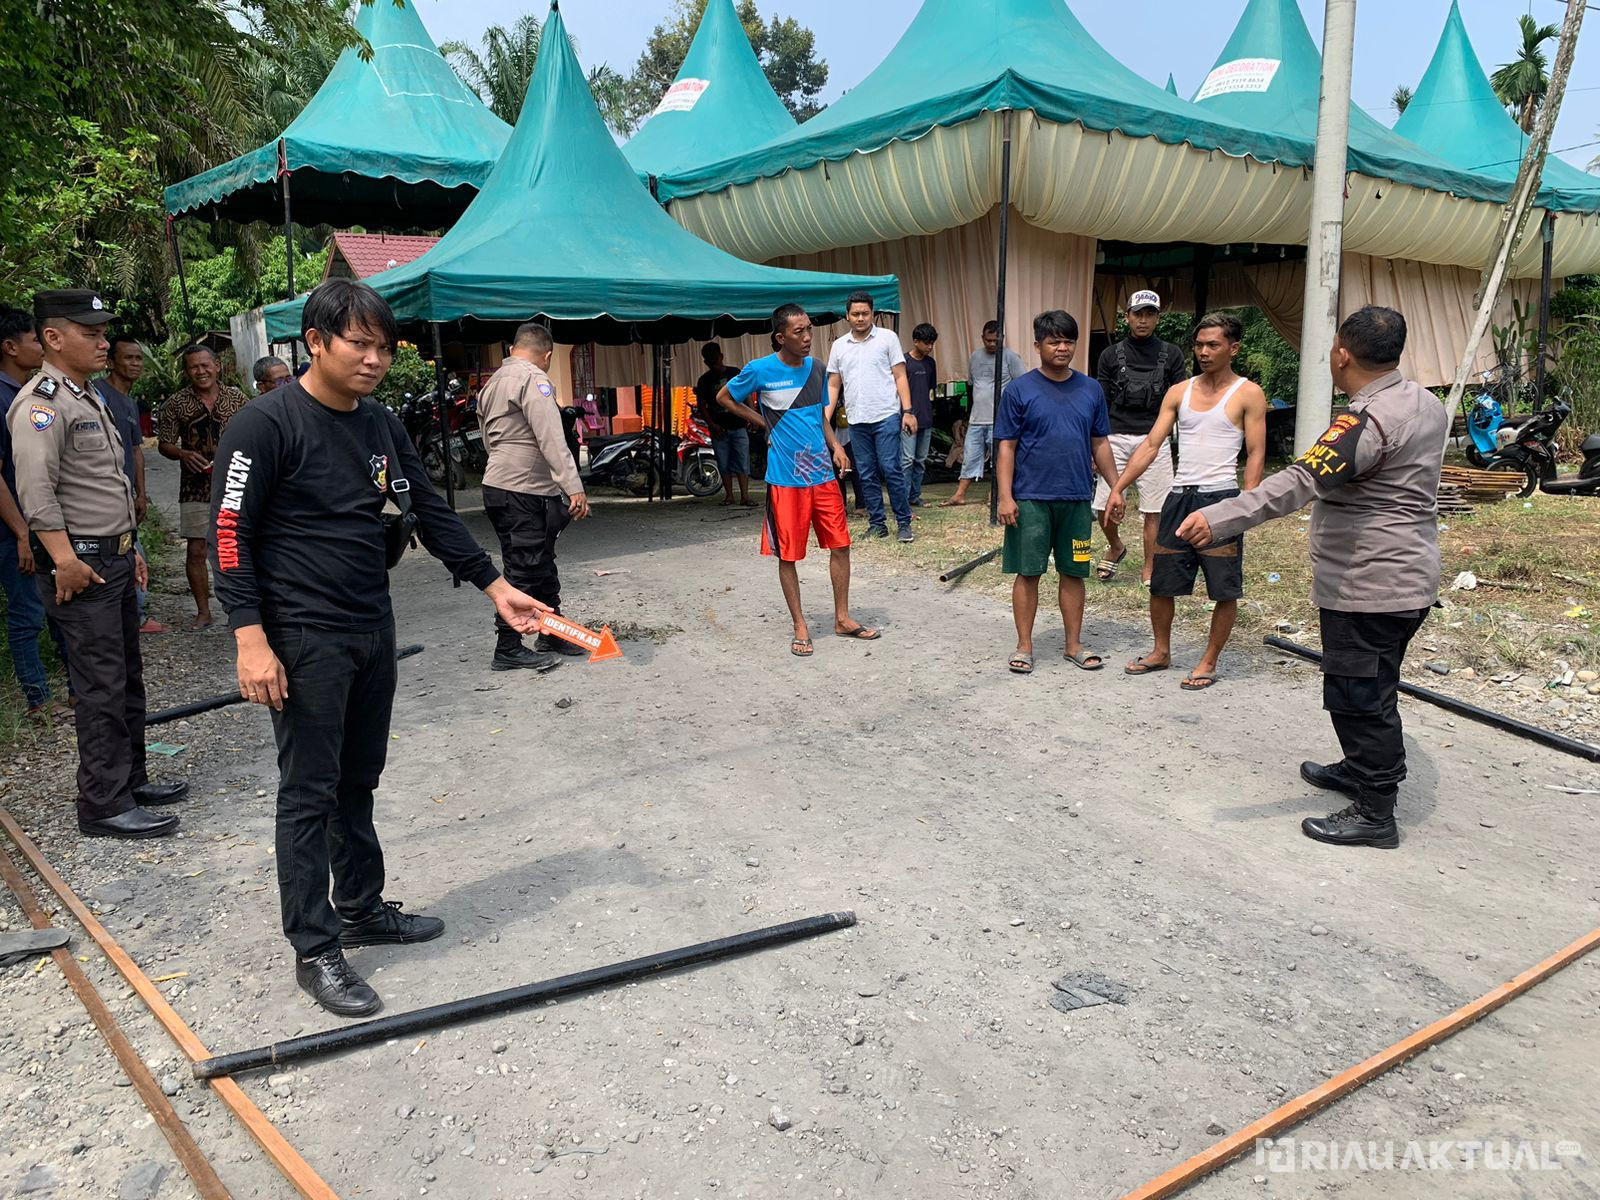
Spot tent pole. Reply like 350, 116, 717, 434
662, 345, 675, 501
279, 140, 299, 371
647, 346, 658, 504
1290, 0, 1355, 455
990, 108, 1014, 529
432, 322, 455, 512
1535, 213, 1555, 410
167, 217, 194, 342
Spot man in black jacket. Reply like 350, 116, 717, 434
212, 281, 550, 1017
1092, 290, 1187, 585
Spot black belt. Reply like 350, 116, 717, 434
69, 532, 135, 557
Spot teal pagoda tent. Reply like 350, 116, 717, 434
264, 2, 898, 346
623, 0, 796, 185
163, 0, 510, 230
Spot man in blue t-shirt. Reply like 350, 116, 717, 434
995, 310, 1118, 675
717, 304, 881, 659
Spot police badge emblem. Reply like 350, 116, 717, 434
29, 405, 56, 431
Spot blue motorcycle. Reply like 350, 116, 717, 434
1461, 373, 1507, 468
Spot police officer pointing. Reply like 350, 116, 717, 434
1175, 307, 1447, 849
6, 291, 187, 839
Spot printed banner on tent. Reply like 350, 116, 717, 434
654, 78, 712, 115
1195, 58, 1281, 101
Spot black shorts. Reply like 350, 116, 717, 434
1150, 486, 1244, 601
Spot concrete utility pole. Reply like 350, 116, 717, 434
1444, 0, 1585, 418
1292, 0, 1357, 455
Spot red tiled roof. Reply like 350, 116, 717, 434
324, 233, 439, 281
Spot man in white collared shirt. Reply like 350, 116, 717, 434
826, 292, 915, 543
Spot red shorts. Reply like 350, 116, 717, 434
761, 483, 851, 561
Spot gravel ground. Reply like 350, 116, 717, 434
1, 454, 1597, 1199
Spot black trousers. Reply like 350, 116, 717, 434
484, 486, 570, 627
1318, 606, 1430, 819
40, 549, 145, 822
267, 622, 395, 957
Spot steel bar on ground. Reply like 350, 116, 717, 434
1119, 924, 1600, 1199
1264, 636, 1600, 763
989, 108, 1013, 528
145, 644, 424, 726
939, 546, 1001, 583
0, 810, 339, 1199
0, 846, 233, 1198
195, 911, 857, 1079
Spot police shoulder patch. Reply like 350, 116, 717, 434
536, 381, 554, 398
29, 404, 57, 431
1294, 411, 1367, 486
32, 376, 57, 399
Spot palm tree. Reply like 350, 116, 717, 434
443, 17, 636, 135
1491, 14, 1559, 134
1391, 84, 1413, 116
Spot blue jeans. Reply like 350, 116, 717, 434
901, 427, 934, 504
0, 530, 52, 707
711, 428, 750, 478
851, 417, 912, 532
960, 423, 994, 481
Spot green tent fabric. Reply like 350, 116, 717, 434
623, 0, 795, 183
264, 2, 897, 345
657, 0, 1318, 203
163, 0, 510, 229
1394, 0, 1600, 214
1164, 74, 1179, 96
1190, 0, 1505, 204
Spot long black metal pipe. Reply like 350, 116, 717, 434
168, 218, 194, 342
430, 321, 455, 512
989, 108, 1014, 529
1263, 636, 1600, 763
939, 546, 1001, 583
193, 911, 857, 1078
146, 645, 424, 726
280, 142, 298, 372
1536, 213, 1555, 407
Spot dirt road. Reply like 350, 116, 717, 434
2, 477, 1597, 1198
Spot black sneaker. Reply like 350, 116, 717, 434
492, 645, 560, 672
1301, 804, 1400, 849
535, 634, 588, 657
339, 900, 446, 948
1299, 760, 1360, 797
867, 526, 889, 539
296, 948, 381, 1017
897, 526, 915, 543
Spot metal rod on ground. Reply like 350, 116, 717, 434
1263, 636, 1600, 763
431, 322, 454, 512
0, 810, 340, 1199
989, 108, 1013, 528
146, 645, 424, 726
194, 912, 857, 1079
1290, 0, 1356, 456
1444, 0, 1585, 421
0, 846, 234, 1199
939, 546, 1001, 583
168, 217, 195, 342
1536, 213, 1555, 407
279, 140, 298, 372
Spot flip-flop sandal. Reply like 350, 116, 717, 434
1095, 547, 1128, 582
1008, 652, 1034, 674
1065, 650, 1105, 671
835, 625, 882, 640
1124, 657, 1171, 675
790, 638, 814, 657
1181, 672, 1220, 691
937, 499, 968, 507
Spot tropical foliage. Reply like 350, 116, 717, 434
1491, 14, 1558, 134
442, 15, 634, 135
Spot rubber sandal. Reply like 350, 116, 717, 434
1124, 657, 1170, 676
1095, 547, 1128, 582
1065, 650, 1105, 671
790, 638, 814, 657
1181, 672, 1220, 691
937, 498, 967, 507
1008, 653, 1034, 674
835, 625, 881, 640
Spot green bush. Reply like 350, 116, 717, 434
373, 342, 437, 411
1552, 315, 1600, 457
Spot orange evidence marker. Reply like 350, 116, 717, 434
537, 612, 623, 662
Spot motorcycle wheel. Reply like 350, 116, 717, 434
616, 452, 659, 497
422, 443, 447, 486
1464, 445, 1487, 469
683, 453, 723, 498
1487, 458, 1539, 498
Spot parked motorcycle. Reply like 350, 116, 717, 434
1540, 427, 1600, 497
399, 378, 481, 489
1477, 400, 1570, 497
676, 412, 724, 498
572, 414, 724, 498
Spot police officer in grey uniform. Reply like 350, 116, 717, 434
1173, 307, 1447, 849
7, 291, 187, 838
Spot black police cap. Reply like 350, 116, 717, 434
33, 289, 115, 326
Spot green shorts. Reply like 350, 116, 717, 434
1002, 500, 1094, 577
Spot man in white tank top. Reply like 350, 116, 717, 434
1105, 314, 1267, 689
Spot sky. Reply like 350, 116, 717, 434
412, 0, 1600, 171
